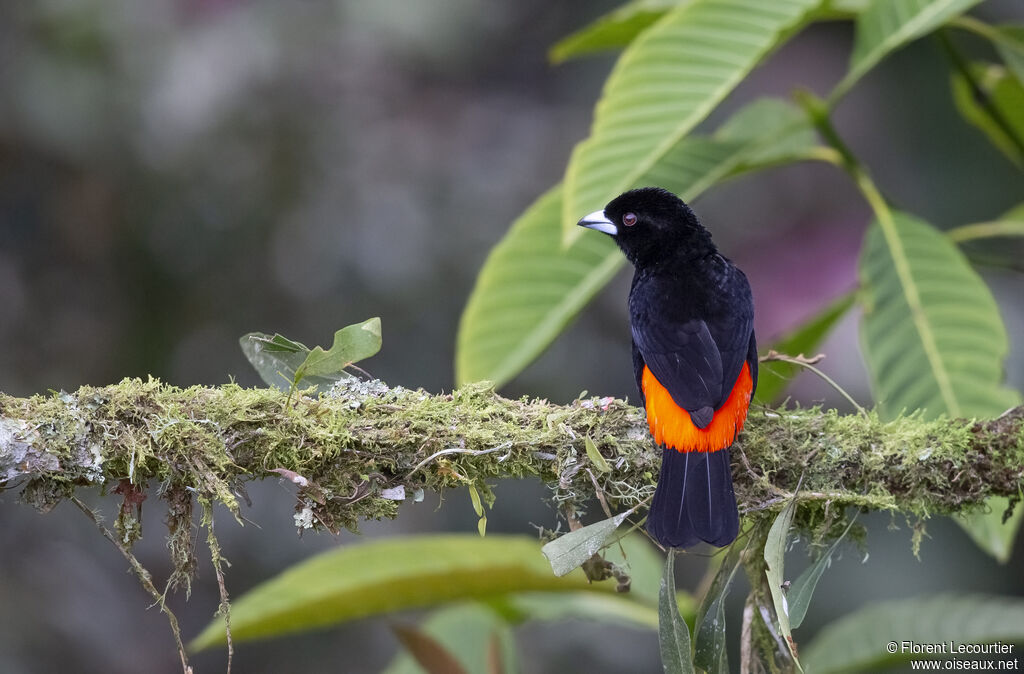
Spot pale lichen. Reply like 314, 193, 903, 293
0, 379, 1022, 586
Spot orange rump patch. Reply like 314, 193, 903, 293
641, 362, 753, 453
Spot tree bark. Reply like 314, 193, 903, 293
2, 377, 1022, 537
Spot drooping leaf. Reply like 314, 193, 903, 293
294, 317, 382, 382
190, 535, 617, 651
382, 603, 519, 674
955, 496, 1024, 565
468, 484, 488, 537
991, 24, 1024, 82
754, 291, 856, 405
802, 594, 1024, 673
959, 21, 1024, 83
541, 511, 630, 577
859, 210, 1021, 421
468, 484, 484, 517
693, 539, 744, 673
659, 551, 695, 674
391, 623, 470, 674
240, 332, 344, 392
833, 0, 985, 100
764, 495, 801, 666
456, 99, 819, 387
787, 514, 857, 629
549, 0, 682, 63
951, 62, 1024, 166
561, 0, 822, 241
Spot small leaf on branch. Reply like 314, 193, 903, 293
658, 551, 695, 674
294, 317, 382, 382
240, 318, 382, 394
787, 514, 858, 629
764, 493, 801, 667
693, 538, 744, 673
585, 435, 612, 473
951, 62, 1024, 166
541, 511, 631, 577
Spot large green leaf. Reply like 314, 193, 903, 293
860, 211, 1022, 561
949, 204, 1024, 564
456, 100, 818, 386
493, 591, 661, 629
754, 291, 856, 405
456, 185, 617, 387
715, 98, 820, 169
549, 0, 682, 64
802, 594, 1024, 673
859, 210, 1021, 421
956, 497, 1024, 565
560, 0, 822, 241
951, 62, 1024, 167
189, 535, 618, 651
832, 0, 985, 100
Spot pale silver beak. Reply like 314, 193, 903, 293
577, 210, 617, 236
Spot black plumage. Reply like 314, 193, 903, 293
579, 187, 758, 548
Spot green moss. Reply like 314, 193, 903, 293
1, 379, 1022, 587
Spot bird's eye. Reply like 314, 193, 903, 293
623, 212, 637, 227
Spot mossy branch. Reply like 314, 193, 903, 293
2, 377, 1023, 536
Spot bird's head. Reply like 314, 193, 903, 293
577, 187, 715, 267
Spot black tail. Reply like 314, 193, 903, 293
646, 448, 739, 548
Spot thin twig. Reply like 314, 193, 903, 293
761, 350, 868, 418
71, 496, 193, 674
937, 29, 1024, 158
403, 443, 511, 480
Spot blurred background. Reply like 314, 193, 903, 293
1, 1, 1022, 672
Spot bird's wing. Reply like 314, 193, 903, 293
632, 316, 724, 420
631, 291, 753, 422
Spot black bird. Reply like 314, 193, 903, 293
578, 187, 757, 548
